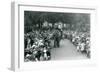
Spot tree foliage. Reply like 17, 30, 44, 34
24, 11, 90, 32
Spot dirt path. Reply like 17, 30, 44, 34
51, 39, 87, 60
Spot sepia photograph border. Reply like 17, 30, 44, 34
11, 2, 97, 71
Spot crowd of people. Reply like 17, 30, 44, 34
63, 30, 90, 58
24, 26, 90, 62
24, 28, 62, 62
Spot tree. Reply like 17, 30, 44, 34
24, 11, 90, 33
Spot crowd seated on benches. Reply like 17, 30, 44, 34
24, 30, 53, 62
63, 30, 90, 58
24, 28, 90, 62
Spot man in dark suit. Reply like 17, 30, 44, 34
53, 28, 61, 48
